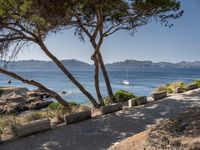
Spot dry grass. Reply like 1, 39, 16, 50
153, 81, 187, 94
0, 104, 90, 139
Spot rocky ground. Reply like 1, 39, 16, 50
108, 107, 200, 150
0, 87, 52, 114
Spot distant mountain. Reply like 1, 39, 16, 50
106, 59, 200, 69
0, 59, 200, 69
0, 59, 92, 70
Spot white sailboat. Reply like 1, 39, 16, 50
122, 67, 130, 85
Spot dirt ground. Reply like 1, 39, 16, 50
108, 107, 200, 150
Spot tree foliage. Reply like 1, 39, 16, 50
0, 0, 99, 108
0, 0, 183, 107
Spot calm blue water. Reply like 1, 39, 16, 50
0, 68, 200, 104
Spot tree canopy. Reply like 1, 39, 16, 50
0, 0, 183, 107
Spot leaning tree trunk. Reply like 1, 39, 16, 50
0, 68, 69, 107
97, 52, 114, 102
92, 55, 103, 103
38, 41, 99, 108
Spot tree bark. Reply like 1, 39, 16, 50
97, 52, 114, 102
92, 55, 103, 103
0, 68, 69, 107
38, 41, 100, 108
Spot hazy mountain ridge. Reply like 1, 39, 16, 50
106, 60, 200, 69
0, 59, 200, 69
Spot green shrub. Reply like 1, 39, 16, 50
69, 101, 78, 106
193, 80, 200, 87
153, 85, 167, 93
101, 97, 112, 106
113, 90, 136, 103
48, 102, 63, 110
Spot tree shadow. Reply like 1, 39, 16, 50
0, 90, 199, 150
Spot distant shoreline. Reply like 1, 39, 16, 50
1, 59, 200, 69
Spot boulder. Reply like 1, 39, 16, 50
151, 91, 167, 101
15, 118, 51, 138
27, 90, 51, 99
0, 87, 29, 100
64, 110, 91, 124
28, 101, 52, 110
100, 103, 122, 115
187, 83, 198, 90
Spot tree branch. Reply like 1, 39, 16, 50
0, 67, 69, 107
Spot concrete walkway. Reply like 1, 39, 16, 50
1, 89, 200, 150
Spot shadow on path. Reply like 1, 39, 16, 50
0, 89, 200, 150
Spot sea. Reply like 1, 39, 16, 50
0, 68, 200, 104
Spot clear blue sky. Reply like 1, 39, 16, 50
18, 0, 200, 64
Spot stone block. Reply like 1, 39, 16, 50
187, 83, 198, 90
15, 118, 51, 138
151, 91, 167, 100
64, 110, 91, 124
100, 103, 122, 115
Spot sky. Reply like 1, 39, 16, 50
17, 0, 200, 64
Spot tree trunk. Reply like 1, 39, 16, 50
0, 68, 69, 107
97, 52, 114, 102
38, 41, 99, 108
92, 55, 103, 103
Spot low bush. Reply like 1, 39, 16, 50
69, 101, 78, 106
114, 90, 136, 103
0, 116, 16, 136
101, 97, 112, 106
153, 81, 187, 94
23, 112, 45, 122
48, 102, 63, 110
101, 90, 136, 106
193, 80, 200, 87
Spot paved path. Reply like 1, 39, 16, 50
1, 89, 200, 150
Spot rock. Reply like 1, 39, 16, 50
5, 96, 26, 103
0, 87, 29, 100
0, 100, 6, 105
0, 87, 53, 115
151, 91, 167, 101
61, 91, 67, 95
0, 108, 5, 115
28, 101, 52, 110
27, 90, 51, 99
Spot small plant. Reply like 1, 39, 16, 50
69, 101, 78, 106
113, 90, 136, 103
153, 81, 187, 94
24, 112, 44, 122
193, 80, 200, 87
48, 102, 63, 110
47, 102, 68, 122
101, 97, 112, 106
0, 116, 13, 135
153, 85, 167, 93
